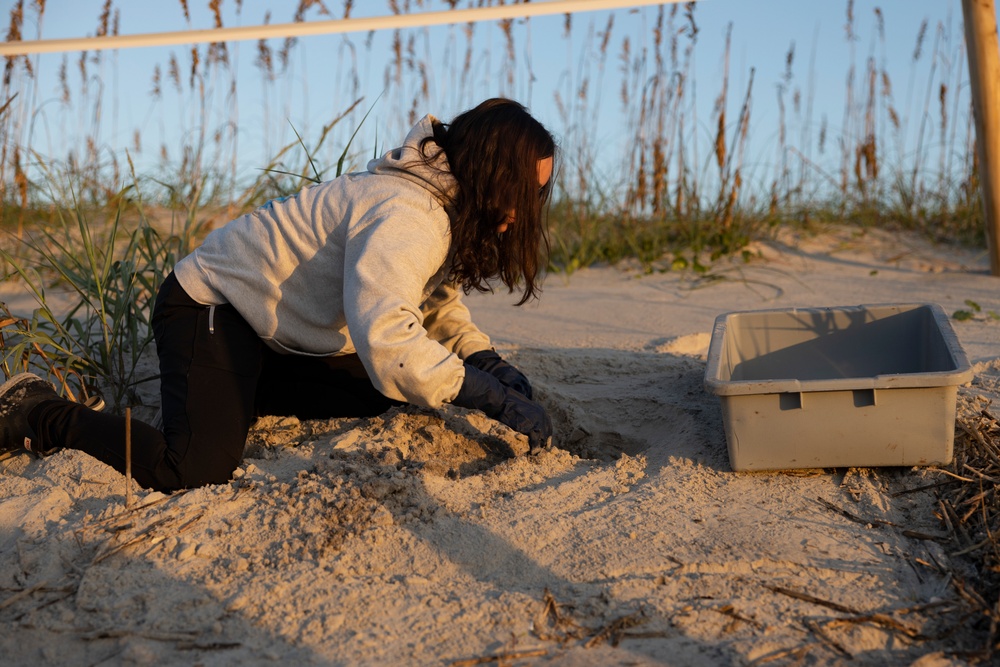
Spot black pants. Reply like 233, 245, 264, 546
30, 272, 398, 491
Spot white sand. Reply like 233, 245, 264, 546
1, 225, 998, 666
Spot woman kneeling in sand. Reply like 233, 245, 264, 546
0, 98, 555, 492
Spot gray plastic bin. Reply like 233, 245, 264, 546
704, 304, 973, 471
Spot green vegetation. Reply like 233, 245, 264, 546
953, 299, 1000, 322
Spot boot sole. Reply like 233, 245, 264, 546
0, 373, 46, 406
0, 373, 61, 457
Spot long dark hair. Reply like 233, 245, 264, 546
424, 98, 556, 305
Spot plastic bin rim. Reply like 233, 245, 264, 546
703, 302, 973, 397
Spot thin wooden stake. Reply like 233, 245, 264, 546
125, 407, 132, 509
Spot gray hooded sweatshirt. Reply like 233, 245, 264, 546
173, 115, 491, 408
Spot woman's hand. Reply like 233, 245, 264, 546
465, 349, 533, 399
452, 364, 552, 453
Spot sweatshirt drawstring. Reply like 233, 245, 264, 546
208, 306, 216, 334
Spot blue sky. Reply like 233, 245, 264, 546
7, 0, 993, 192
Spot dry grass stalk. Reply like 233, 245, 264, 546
747, 644, 817, 666
2, 0, 24, 86
208, 0, 229, 66
82, 628, 200, 642
583, 610, 647, 649
854, 58, 879, 196
763, 584, 857, 615
824, 612, 927, 641
844, 0, 855, 42
531, 589, 651, 651
448, 648, 547, 667
255, 12, 275, 80
498, 18, 515, 88
814, 496, 897, 528
189, 45, 200, 89
713, 25, 730, 173
90, 506, 205, 565
717, 69, 754, 230
77, 489, 186, 536
0, 580, 49, 611
765, 583, 941, 653
803, 618, 852, 658
57, 55, 69, 104
913, 19, 928, 62
532, 589, 588, 644
935, 401, 1000, 659
713, 604, 761, 633
96, 0, 111, 37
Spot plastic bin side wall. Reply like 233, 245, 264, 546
721, 385, 958, 471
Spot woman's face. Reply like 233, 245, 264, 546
498, 156, 554, 234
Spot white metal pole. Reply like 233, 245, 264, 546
0, 0, 688, 57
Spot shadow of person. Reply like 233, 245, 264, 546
310, 422, 578, 596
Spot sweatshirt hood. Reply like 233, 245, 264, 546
367, 115, 457, 202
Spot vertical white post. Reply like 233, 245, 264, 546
963, 0, 1000, 275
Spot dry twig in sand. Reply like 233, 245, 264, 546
936, 401, 1000, 660
76, 489, 203, 565
528, 589, 658, 654
0, 580, 49, 611
814, 496, 897, 528
531, 589, 588, 644
764, 584, 935, 652
448, 648, 548, 667
583, 609, 649, 649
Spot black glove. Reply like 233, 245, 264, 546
453, 364, 552, 453
465, 349, 533, 399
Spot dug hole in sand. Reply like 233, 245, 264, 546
1, 225, 1000, 666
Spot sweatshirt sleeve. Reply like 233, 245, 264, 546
343, 202, 466, 408
421, 281, 492, 360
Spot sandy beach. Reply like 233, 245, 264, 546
1, 224, 999, 666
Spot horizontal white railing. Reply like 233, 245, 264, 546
0, 0, 689, 56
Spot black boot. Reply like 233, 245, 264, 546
0, 373, 61, 456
